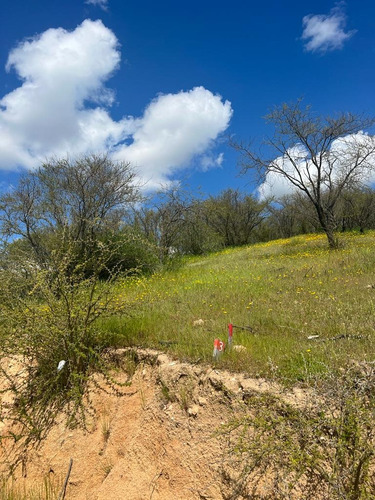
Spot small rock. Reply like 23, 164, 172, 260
187, 404, 199, 417
232, 345, 247, 352
224, 377, 241, 393
240, 377, 270, 392
57, 360, 66, 372
193, 319, 204, 326
209, 372, 239, 393
157, 354, 169, 365
208, 372, 223, 390
198, 397, 207, 406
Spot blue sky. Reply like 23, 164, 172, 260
0, 0, 374, 196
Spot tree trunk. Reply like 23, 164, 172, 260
316, 205, 339, 249
324, 227, 339, 249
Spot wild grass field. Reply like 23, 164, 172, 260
103, 231, 375, 383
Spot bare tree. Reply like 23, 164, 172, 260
0, 154, 140, 269
202, 188, 268, 246
266, 194, 316, 239
132, 185, 192, 262
232, 101, 375, 248
338, 187, 375, 233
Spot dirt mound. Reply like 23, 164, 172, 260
0, 350, 308, 499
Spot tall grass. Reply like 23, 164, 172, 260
102, 231, 375, 382
0, 476, 60, 500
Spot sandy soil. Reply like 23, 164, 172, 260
0, 350, 309, 499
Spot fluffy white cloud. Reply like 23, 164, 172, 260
258, 133, 375, 199
113, 87, 232, 187
302, 4, 355, 53
85, 0, 108, 10
0, 20, 232, 188
0, 20, 124, 168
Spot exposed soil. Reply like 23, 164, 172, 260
0, 349, 309, 499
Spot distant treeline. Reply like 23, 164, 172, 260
131, 185, 375, 261
1, 154, 375, 279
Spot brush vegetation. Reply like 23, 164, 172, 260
1, 230, 375, 498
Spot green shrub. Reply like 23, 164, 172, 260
97, 228, 160, 277
0, 240, 131, 473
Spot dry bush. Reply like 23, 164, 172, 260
221, 365, 375, 499
0, 239, 132, 475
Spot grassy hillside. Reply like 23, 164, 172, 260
104, 231, 375, 382
3, 231, 375, 499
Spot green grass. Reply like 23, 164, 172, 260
0, 476, 60, 500
100, 231, 375, 383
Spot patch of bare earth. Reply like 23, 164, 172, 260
0, 350, 309, 499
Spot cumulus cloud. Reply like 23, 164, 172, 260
258, 133, 375, 199
302, 3, 355, 53
113, 88, 232, 187
0, 19, 125, 169
258, 168, 301, 200
85, 0, 108, 10
0, 20, 232, 188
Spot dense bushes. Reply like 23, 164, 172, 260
0, 238, 133, 473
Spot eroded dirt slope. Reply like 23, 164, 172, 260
0, 350, 308, 499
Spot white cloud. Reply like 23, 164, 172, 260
258, 169, 299, 200
302, 4, 355, 53
200, 152, 224, 172
85, 0, 108, 11
0, 19, 124, 168
258, 145, 308, 199
113, 87, 232, 187
0, 20, 232, 188
258, 133, 375, 199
